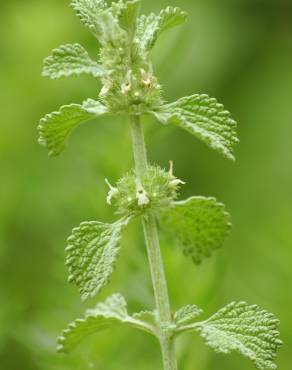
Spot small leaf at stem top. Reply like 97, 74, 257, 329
114, 0, 141, 41
71, 0, 107, 35
136, 6, 187, 52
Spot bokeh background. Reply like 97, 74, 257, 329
0, 0, 291, 369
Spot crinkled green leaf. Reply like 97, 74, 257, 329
38, 99, 107, 157
132, 310, 157, 328
113, 0, 141, 40
71, 0, 106, 35
57, 293, 157, 353
153, 94, 238, 160
174, 304, 203, 326
71, 0, 127, 45
98, 9, 127, 45
158, 6, 188, 33
160, 196, 231, 264
137, 6, 187, 51
42, 43, 106, 80
66, 218, 130, 301
195, 302, 283, 370
136, 13, 157, 51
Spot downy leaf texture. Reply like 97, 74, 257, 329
39, 2, 189, 150
132, 310, 157, 327
152, 94, 238, 160
136, 6, 187, 52
160, 196, 231, 264
113, 0, 141, 41
38, 99, 107, 156
71, 0, 107, 36
195, 302, 283, 370
66, 218, 130, 301
71, 0, 129, 46
42, 43, 106, 79
174, 304, 203, 326
57, 293, 157, 353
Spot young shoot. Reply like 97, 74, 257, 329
38, 1, 282, 369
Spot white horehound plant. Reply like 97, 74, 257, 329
38, 1, 282, 369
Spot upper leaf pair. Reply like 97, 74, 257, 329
38, 93, 238, 160
39, 0, 238, 160
71, 0, 187, 52
43, 1, 187, 80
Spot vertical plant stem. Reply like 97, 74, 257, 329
130, 115, 178, 370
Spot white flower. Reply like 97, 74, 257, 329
136, 187, 150, 206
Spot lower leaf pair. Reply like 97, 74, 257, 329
58, 294, 282, 370
62, 166, 281, 370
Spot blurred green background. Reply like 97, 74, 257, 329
0, 0, 291, 369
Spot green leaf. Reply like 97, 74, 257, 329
42, 43, 106, 80
158, 6, 188, 34
153, 94, 238, 160
132, 310, 157, 326
71, 0, 106, 35
160, 196, 231, 264
137, 6, 187, 51
195, 302, 283, 370
57, 293, 157, 353
66, 218, 130, 301
71, 0, 127, 45
174, 304, 203, 326
116, 0, 141, 40
38, 99, 107, 156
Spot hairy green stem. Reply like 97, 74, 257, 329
130, 115, 178, 370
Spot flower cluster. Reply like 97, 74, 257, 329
106, 164, 184, 216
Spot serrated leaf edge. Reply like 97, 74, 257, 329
57, 293, 158, 353
175, 301, 283, 370
65, 217, 131, 301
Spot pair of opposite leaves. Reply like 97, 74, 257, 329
39, 0, 238, 160
38, 1, 282, 369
